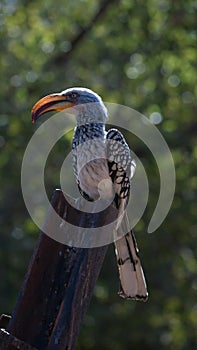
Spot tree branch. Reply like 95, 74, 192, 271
48, 0, 120, 67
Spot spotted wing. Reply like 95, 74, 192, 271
106, 128, 148, 301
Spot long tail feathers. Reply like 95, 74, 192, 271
114, 214, 148, 301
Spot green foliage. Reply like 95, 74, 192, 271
0, 0, 196, 349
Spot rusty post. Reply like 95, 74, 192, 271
0, 189, 116, 350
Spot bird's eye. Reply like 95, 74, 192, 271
70, 92, 78, 99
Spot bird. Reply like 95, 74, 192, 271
31, 87, 148, 301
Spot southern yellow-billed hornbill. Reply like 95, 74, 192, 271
32, 87, 148, 301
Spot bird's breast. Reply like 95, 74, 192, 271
78, 158, 114, 200
74, 139, 114, 200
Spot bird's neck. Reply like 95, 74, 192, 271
73, 123, 105, 146
75, 103, 108, 125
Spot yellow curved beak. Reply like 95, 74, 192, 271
31, 93, 74, 123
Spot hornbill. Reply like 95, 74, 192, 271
31, 87, 148, 301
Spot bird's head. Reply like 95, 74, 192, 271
31, 87, 108, 125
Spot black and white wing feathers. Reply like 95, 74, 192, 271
106, 128, 148, 301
